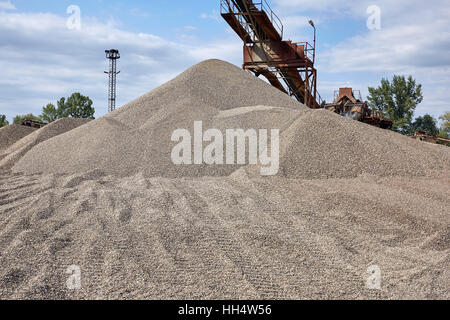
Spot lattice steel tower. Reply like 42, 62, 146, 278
105, 49, 120, 113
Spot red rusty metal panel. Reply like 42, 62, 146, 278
274, 41, 299, 61
337, 88, 356, 102
252, 12, 282, 41
243, 41, 310, 68
295, 44, 305, 59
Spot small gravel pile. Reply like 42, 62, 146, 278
273, 109, 450, 179
1, 118, 91, 169
0, 125, 36, 154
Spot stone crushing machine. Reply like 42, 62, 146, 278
324, 88, 393, 129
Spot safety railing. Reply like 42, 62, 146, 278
316, 90, 325, 106
295, 41, 315, 62
308, 82, 325, 106
255, 0, 284, 38
221, 0, 255, 41
220, 0, 284, 39
220, 0, 233, 14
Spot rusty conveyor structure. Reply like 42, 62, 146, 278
221, 0, 323, 108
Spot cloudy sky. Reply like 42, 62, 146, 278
0, 0, 449, 123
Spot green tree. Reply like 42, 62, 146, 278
41, 93, 95, 122
56, 93, 95, 119
56, 97, 69, 118
41, 103, 58, 123
0, 115, 9, 127
368, 75, 423, 133
439, 130, 449, 139
13, 113, 42, 125
439, 112, 450, 137
412, 114, 439, 136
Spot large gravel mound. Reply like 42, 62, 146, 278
12, 60, 305, 177
10, 59, 450, 179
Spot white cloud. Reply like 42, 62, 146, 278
1, 2, 448, 122
0, 11, 241, 121
129, 8, 149, 17
274, 0, 353, 12
183, 25, 198, 31
275, 0, 450, 73
274, 0, 450, 118
0, 0, 15, 11
281, 15, 316, 40
200, 10, 221, 22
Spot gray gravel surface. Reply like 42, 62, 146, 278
11, 60, 449, 179
12, 60, 306, 177
0, 59, 448, 300
273, 109, 450, 179
0, 125, 36, 155
1, 118, 90, 170
0, 172, 448, 299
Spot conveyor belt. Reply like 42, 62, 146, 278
221, 0, 322, 108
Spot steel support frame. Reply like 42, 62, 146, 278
107, 58, 118, 113
105, 49, 120, 113
221, 0, 322, 108
245, 61, 320, 108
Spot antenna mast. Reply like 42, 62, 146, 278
104, 49, 120, 113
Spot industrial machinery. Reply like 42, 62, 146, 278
413, 132, 450, 146
221, 1, 394, 130
21, 119, 47, 129
324, 88, 393, 129
221, 0, 323, 108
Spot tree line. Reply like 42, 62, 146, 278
1, 82, 449, 140
368, 75, 449, 138
0, 92, 95, 127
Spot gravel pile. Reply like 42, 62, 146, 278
0, 59, 448, 300
12, 59, 450, 179
12, 60, 305, 177
272, 109, 450, 179
0, 125, 36, 154
1, 118, 91, 170
0, 171, 448, 299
